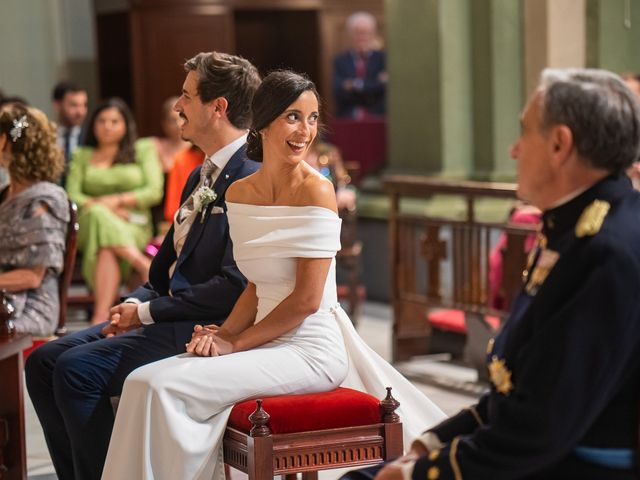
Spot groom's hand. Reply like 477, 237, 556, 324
103, 303, 142, 336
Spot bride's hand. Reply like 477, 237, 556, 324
186, 330, 218, 356
186, 327, 235, 356
191, 323, 221, 338
210, 330, 235, 356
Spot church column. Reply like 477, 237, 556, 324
385, 0, 522, 180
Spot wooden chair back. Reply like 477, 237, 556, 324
384, 176, 538, 362
57, 200, 79, 336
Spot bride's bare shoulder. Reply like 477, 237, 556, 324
298, 168, 338, 213
226, 171, 260, 204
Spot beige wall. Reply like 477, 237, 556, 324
0, 0, 97, 118
524, 0, 586, 97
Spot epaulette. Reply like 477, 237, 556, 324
575, 199, 610, 238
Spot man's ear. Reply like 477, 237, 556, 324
212, 97, 229, 115
549, 125, 574, 167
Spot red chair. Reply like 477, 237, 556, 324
223, 387, 403, 480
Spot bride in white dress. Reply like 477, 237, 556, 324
102, 71, 445, 480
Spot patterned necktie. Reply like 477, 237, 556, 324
200, 157, 216, 187
63, 128, 72, 162
355, 53, 367, 80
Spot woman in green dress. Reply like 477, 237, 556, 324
66, 98, 163, 325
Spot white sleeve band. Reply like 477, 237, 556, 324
137, 302, 154, 325
414, 432, 444, 452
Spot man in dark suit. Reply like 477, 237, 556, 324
343, 69, 640, 480
51, 81, 88, 185
25, 51, 261, 480
332, 11, 387, 118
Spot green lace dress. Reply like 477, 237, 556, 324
66, 138, 164, 289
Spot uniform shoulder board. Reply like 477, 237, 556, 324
575, 199, 610, 238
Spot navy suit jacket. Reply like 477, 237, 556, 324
125, 145, 259, 331
332, 49, 386, 118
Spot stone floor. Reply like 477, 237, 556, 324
25, 301, 483, 479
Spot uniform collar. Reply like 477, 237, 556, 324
541, 174, 632, 243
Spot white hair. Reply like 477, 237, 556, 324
346, 11, 377, 33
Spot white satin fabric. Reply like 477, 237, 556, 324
102, 203, 445, 480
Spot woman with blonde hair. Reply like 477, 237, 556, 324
0, 103, 69, 336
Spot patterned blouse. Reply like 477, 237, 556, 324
0, 182, 69, 336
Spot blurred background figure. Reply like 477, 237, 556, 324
623, 72, 640, 189
0, 103, 69, 336
163, 144, 204, 224
66, 97, 163, 325
305, 140, 356, 212
51, 81, 88, 185
332, 11, 386, 119
149, 96, 191, 235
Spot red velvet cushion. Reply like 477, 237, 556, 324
228, 387, 381, 434
22, 339, 48, 361
428, 309, 500, 334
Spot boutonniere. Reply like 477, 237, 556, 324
193, 185, 218, 223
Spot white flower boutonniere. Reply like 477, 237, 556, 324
193, 185, 218, 223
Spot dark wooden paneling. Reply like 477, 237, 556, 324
94, 0, 384, 130
96, 12, 134, 107
130, 6, 234, 136
234, 10, 319, 84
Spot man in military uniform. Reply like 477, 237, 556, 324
344, 69, 640, 479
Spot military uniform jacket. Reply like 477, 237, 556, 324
414, 175, 640, 480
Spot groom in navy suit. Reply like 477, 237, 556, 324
25, 51, 261, 480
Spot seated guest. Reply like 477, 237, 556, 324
0, 104, 68, 336
305, 140, 356, 212
488, 202, 541, 310
332, 11, 387, 118
51, 81, 88, 185
25, 51, 262, 480
149, 96, 192, 232
342, 68, 640, 480
623, 73, 640, 189
163, 144, 204, 223
65, 97, 164, 325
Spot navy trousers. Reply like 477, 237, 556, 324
25, 320, 196, 480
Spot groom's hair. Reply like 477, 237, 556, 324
184, 52, 261, 130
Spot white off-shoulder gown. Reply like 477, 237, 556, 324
102, 204, 446, 480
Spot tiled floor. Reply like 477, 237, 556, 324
25, 302, 482, 479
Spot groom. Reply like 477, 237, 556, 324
25, 51, 261, 480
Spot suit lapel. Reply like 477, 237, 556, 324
177, 145, 247, 264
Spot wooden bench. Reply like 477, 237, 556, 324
384, 176, 538, 372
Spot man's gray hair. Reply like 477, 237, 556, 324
538, 68, 640, 174
346, 11, 377, 33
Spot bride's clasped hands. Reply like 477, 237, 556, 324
186, 324, 235, 356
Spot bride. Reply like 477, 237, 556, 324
102, 70, 445, 480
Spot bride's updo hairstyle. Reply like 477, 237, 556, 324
246, 70, 321, 162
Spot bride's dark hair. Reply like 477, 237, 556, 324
246, 70, 321, 162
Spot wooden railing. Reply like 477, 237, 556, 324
384, 175, 538, 363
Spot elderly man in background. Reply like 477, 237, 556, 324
332, 11, 386, 119
343, 68, 640, 480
